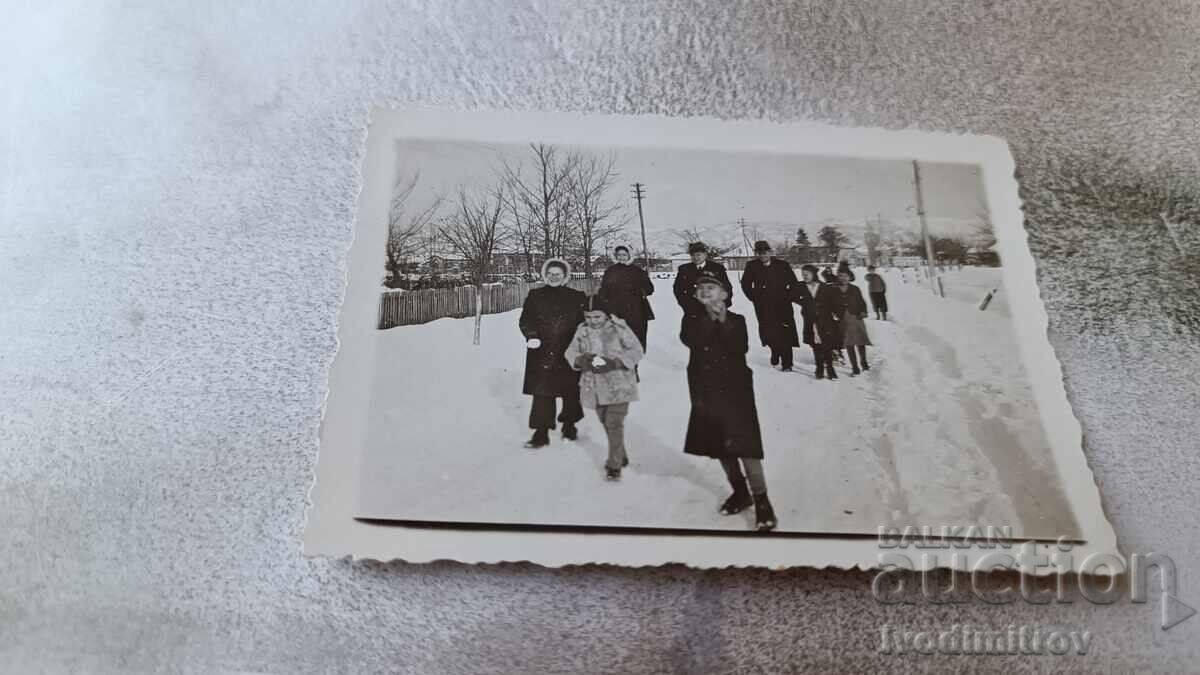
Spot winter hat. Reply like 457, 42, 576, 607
586, 294, 610, 314
694, 270, 725, 289
687, 241, 707, 255
541, 258, 571, 286
612, 244, 631, 257
753, 240, 771, 253
801, 264, 820, 278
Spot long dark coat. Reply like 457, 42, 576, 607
739, 257, 800, 348
680, 311, 764, 460
673, 261, 733, 318
597, 263, 655, 347
519, 285, 587, 397
794, 281, 844, 349
836, 282, 872, 347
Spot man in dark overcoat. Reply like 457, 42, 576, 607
680, 271, 776, 531
519, 258, 588, 448
673, 242, 733, 320
739, 240, 801, 371
795, 264, 844, 380
597, 244, 655, 349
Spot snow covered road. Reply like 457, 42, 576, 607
356, 267, 1079, 538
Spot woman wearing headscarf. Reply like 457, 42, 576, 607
835, 267, 872, 376
597, 244, 655, 349
519, 258, 588, 448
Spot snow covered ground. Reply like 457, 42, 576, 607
356, 267, 1079, 538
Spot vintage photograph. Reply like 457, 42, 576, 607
348, 132, 1079, 539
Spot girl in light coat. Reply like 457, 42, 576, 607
565, 295, 645, 480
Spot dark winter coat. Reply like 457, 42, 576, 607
673, 261, 733, 318
836, 282, 872, 347
597, 263, 655, 348
519, 284, 588, 397
795, 281, 843, 349
680, 311, 764, 460
739, 257, 800, 348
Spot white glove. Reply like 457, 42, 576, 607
591, 355, 606, 368
526, 338, 542, 349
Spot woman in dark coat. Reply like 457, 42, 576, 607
739, 241, 800, 371
519, 258, 588, 448
795, 264, 843, 380
597, 245, 654, 349
680, 271, 776, 531
835, 268, 872, 376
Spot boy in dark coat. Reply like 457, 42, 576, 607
680, 271, 776, 531
597, 244, 655, 349
864, 265, 888, 320
739, 240, 800, 371
673, 242, 733, 319
795, 264, 843, 380
519, 259, 588, 448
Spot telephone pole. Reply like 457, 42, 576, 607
738, 217, 751, 254
631, 183, 649, 268
911, 160, 940, 296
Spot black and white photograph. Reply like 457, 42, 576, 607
324, 111, 1094, 542
307, 109, 1115, 567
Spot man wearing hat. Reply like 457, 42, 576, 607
739, 240, 801, 371
679, 269, 776, 531
672, 241, 733, 320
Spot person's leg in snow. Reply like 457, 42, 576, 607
559, 390, 583, 440
525, 396, 556, 448
598, 402, 629, 480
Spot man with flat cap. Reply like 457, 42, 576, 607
740, 240, 800, 371
673, 241, 733, 320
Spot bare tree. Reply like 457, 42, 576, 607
441, 185, 508, 344
502, 144, 577, 261
385, 172, 442, 287
567, 152, 627, 278
669, 227, 740, 257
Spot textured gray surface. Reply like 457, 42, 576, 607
2, 1, 1199, 672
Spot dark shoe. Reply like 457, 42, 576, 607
622, 456, 629, 468
827, 367, 838, 380
770, 353, 780, 366
754, 493, 777, 531
562, 423, 578, 441
863, 361, 870, 371
524, 429, 550, 449
781, 366, 793, 373
605, 466, 621, 481
850, 367, 861, 377
815, 367, 824, 380
719, 489, 754, 515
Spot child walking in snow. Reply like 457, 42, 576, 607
565, 296, 645, 480
680, 271, 777, 531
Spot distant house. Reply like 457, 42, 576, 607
427, 255, 467, 274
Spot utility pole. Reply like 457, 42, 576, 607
911, 160, 940, 296
738, 217, 751, 254
631, 183, 650, 268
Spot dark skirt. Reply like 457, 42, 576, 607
840, 312, 872, 347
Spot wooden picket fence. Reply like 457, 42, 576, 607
378, 278, 603, 329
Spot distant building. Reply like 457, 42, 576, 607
669, 254, 694, 271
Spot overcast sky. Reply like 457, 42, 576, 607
393, 138, 988, 253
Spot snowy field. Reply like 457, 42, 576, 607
356, 266, 1079, 538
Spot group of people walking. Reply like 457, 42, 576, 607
515, 240, 890, 533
